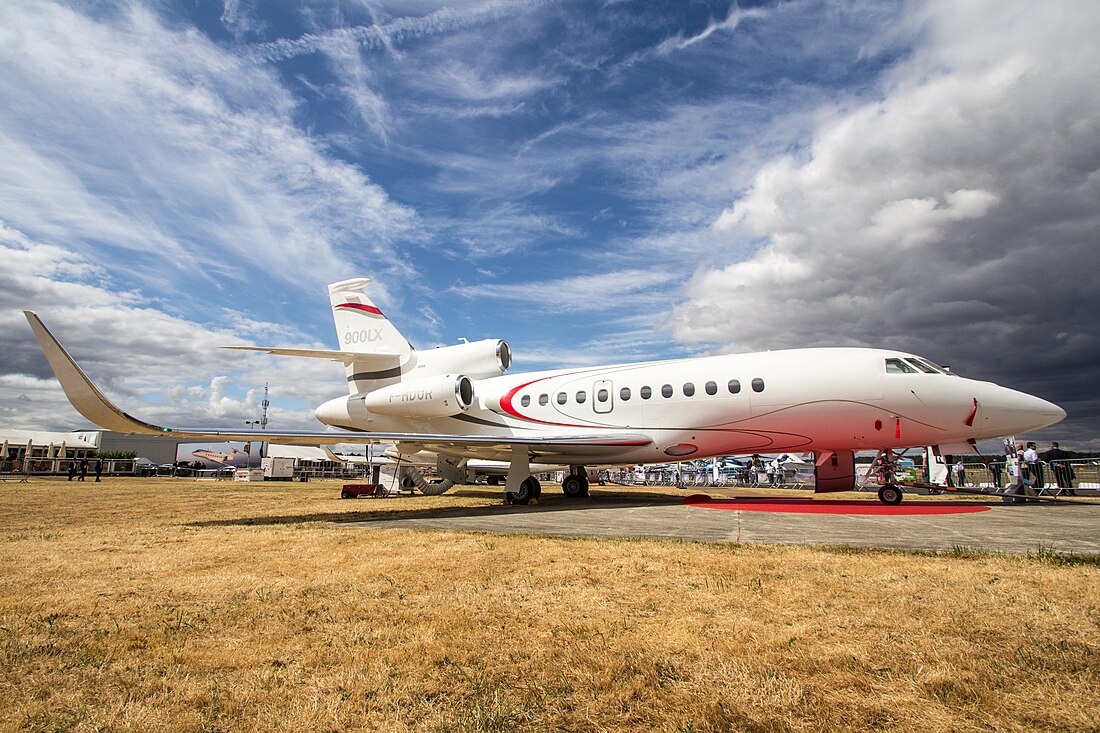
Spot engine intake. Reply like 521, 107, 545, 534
363, 374, 475, 418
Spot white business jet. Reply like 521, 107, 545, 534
24, 277, 1065, 505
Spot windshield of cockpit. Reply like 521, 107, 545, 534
884, 357, 953, 375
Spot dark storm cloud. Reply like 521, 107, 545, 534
670, 0, 1100, 446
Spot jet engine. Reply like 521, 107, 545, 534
411, 339, 511, 379
362, 374, 475, 418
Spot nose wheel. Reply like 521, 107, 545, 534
877, 483, 903, 506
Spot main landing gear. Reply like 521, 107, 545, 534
561, 466, 590, 498
505, 476, 541, 504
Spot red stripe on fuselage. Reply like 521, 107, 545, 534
498, 371, 604, 429
336, 303, 385, 317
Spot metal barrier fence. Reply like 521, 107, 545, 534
605, 467, 812, 488
607, 458, 1100, 494
0, 458, 135, 477
951, 459, 1099, 496
6, 456, 1098, 495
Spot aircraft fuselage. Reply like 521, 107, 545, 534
315, 347, 1064, 465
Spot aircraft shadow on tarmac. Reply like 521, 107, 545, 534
187, 488, 687, 529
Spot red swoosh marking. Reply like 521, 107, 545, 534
336, 303, 385, 317
499, 371, 605, 429
964, 398, 978, 427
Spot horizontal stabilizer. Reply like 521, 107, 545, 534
222, 345, 401, 366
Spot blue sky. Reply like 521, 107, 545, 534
3, 1, 1099, 448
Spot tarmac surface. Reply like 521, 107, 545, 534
348, 487, 1100, 555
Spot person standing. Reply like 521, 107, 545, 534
94, 458, 103, 482
1003, 441, 1034, 502
953, 459, 966, 487
78, 458, 88, 482
989, 457, 1003, 488
67, 461, 77, 481
1044, 442, 1075, 495
1024, 442, 1043, 490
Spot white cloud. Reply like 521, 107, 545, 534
321, 34, 393, 144
0, 1, 417, 299
451, 268, 679, 314
247, 1, 537, 63
655, 4, 768, 55
0, 225, 346, 432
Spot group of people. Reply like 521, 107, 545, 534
66, 458, 103, 482
948, 441, 1077, 495
1005, 440, 1077, 495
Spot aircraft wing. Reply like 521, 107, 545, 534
24, 311, 651, 459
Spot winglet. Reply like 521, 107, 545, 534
23, 311, 169, 435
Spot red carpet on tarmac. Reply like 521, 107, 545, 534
682, 495, 991, 516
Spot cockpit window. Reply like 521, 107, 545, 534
904, 358, 939, 374
911, 357, 953, 374
885, 358, 918, 374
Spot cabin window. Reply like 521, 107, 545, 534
597, 388, 609, 403
705, 381, 718, 395
683, 382, 695, 397
539, 393, 549, 406
728, 379, 741, 394
661, 384, 673, 398
576, 391, 587, 404
641, 386, 652, 399
520, 395, 531, 407
885, 358, 918, 374
752, 377, 765, 393
620, 387, 631, 401
556, 392, 567, 405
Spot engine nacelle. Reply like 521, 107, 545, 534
363, 374, 475, 418
412, 339, 511, 379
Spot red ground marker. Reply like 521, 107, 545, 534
682, 495, 991, 516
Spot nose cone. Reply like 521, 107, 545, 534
981, 384, 1066, 435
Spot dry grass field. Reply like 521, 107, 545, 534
0, 478, 1097, 732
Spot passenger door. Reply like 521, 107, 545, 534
593, 379, 614, 414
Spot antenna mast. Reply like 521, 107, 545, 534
261, 382, 270, 430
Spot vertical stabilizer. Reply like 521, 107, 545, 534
328, 278, 414, 394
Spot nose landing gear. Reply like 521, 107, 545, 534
877, 483, 904, 506
868, 449, 905, 505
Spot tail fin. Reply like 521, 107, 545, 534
328, 278, 414, 395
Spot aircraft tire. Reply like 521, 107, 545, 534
878, 484, 903, 506
562, 475, 587, 498
510, 477, 541, 503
